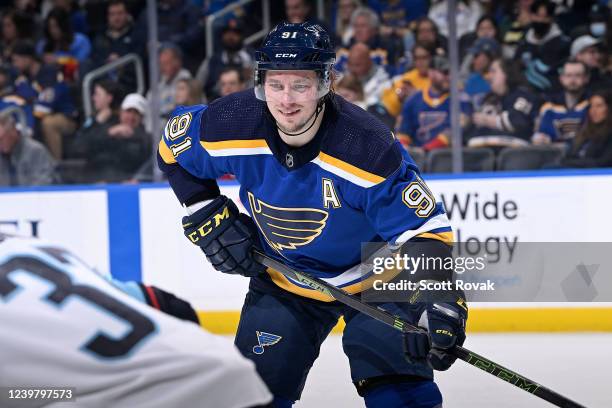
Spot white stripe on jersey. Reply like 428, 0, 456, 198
394, 213, 452, 244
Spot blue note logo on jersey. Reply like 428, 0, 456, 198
252, 331, 282, 355
247, 192, 328, 252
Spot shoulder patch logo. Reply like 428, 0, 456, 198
247, 192, 328, 252
253, 331, 282, 355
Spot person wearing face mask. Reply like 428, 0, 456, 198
569, 4, 609, 41
195, 22, 254, 102
515, 0, 571, 93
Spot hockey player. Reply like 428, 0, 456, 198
0, 233, 272, 408
158, 22, 467, 408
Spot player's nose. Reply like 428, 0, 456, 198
279, 88, 297, 104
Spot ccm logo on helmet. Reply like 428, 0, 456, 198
275, 53, 297, 58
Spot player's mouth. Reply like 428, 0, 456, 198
278, 108, 301, 118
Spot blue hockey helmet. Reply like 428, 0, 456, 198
254, 22, 336, 101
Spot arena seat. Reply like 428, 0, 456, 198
496, 146, 564, 171
425, 147, 495, 173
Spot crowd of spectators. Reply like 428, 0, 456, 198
0, 0, 611, 187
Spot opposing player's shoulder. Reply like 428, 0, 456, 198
317, 96, 402, 187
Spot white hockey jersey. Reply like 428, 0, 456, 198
0, 235, 271, 408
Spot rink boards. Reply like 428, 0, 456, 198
1, 168, 611, 333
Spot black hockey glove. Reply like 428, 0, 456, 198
139, 284, 200, 324
404, 293, 468, 371
182, 196, 265, 277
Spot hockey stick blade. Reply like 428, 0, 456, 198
253, 250, 587, 408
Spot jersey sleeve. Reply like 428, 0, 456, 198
397, 94, 418, 145
504, 92, 539, 136
344, 142, 453, 245
535, 105, 556, 140
157, 105, 226, 205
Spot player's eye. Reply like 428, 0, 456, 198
268, 83, 283, 90
293, 84, 310, 92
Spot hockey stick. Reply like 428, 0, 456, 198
252, 249, 586, 408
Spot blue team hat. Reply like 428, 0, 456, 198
469, 38, 500, 58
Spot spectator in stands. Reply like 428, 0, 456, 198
571, 35, 612, 91
0, 112, 57, 186
0, 66, 34, 131
462, 37, 500, 109
497, 0, 534, 58
428, 0, 484, 39
335, 7, 404, 76
335, 73, 366, 109
397, 55, 472, 151
149, 43, 192, 119
84, 93, 151, 183
533, 60, 589, 146
469, 58, 540, 148
345, 42, 391, 107
69, 80, 122, 159
379, 42, 433, 119
0, 9, 35, 64
135, 0, 204, 71
195, 22, 252, 101
332, 0, 360, 47
367, 0, 428, 55
368, 0, 428, 32
90, 0, 143, 85
285, 0, 313, 23
459, 15, 500, 59
515, 0, 570, 93
405, 17, 448, 61
50, 0, 89, 35
217, 67, 246, 98
569, 4, 609, 41
174, 78, 204, 106
36, 8, 92, 82
560, 90, 612, 168
12, 40, 77, 160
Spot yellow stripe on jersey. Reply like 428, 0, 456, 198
201, 139, 268, 150
158, 139, 177, 164
316, 152, 386, 187
415, 231, 454, 244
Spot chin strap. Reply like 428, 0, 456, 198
276, 99, 325, 137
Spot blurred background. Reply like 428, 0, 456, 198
0, 0, 610, 185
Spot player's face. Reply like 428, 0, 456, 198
264, 70, 319, 133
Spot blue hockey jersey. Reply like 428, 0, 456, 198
158, 90, 452, 301
535, 96, 588, 143
397, 86, 473, 149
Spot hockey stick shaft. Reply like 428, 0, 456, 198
253, 250, 586, 408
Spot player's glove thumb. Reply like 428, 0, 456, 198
404, 294, 468, 371
182, 196, 265, 277
425, 300, 467, 371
